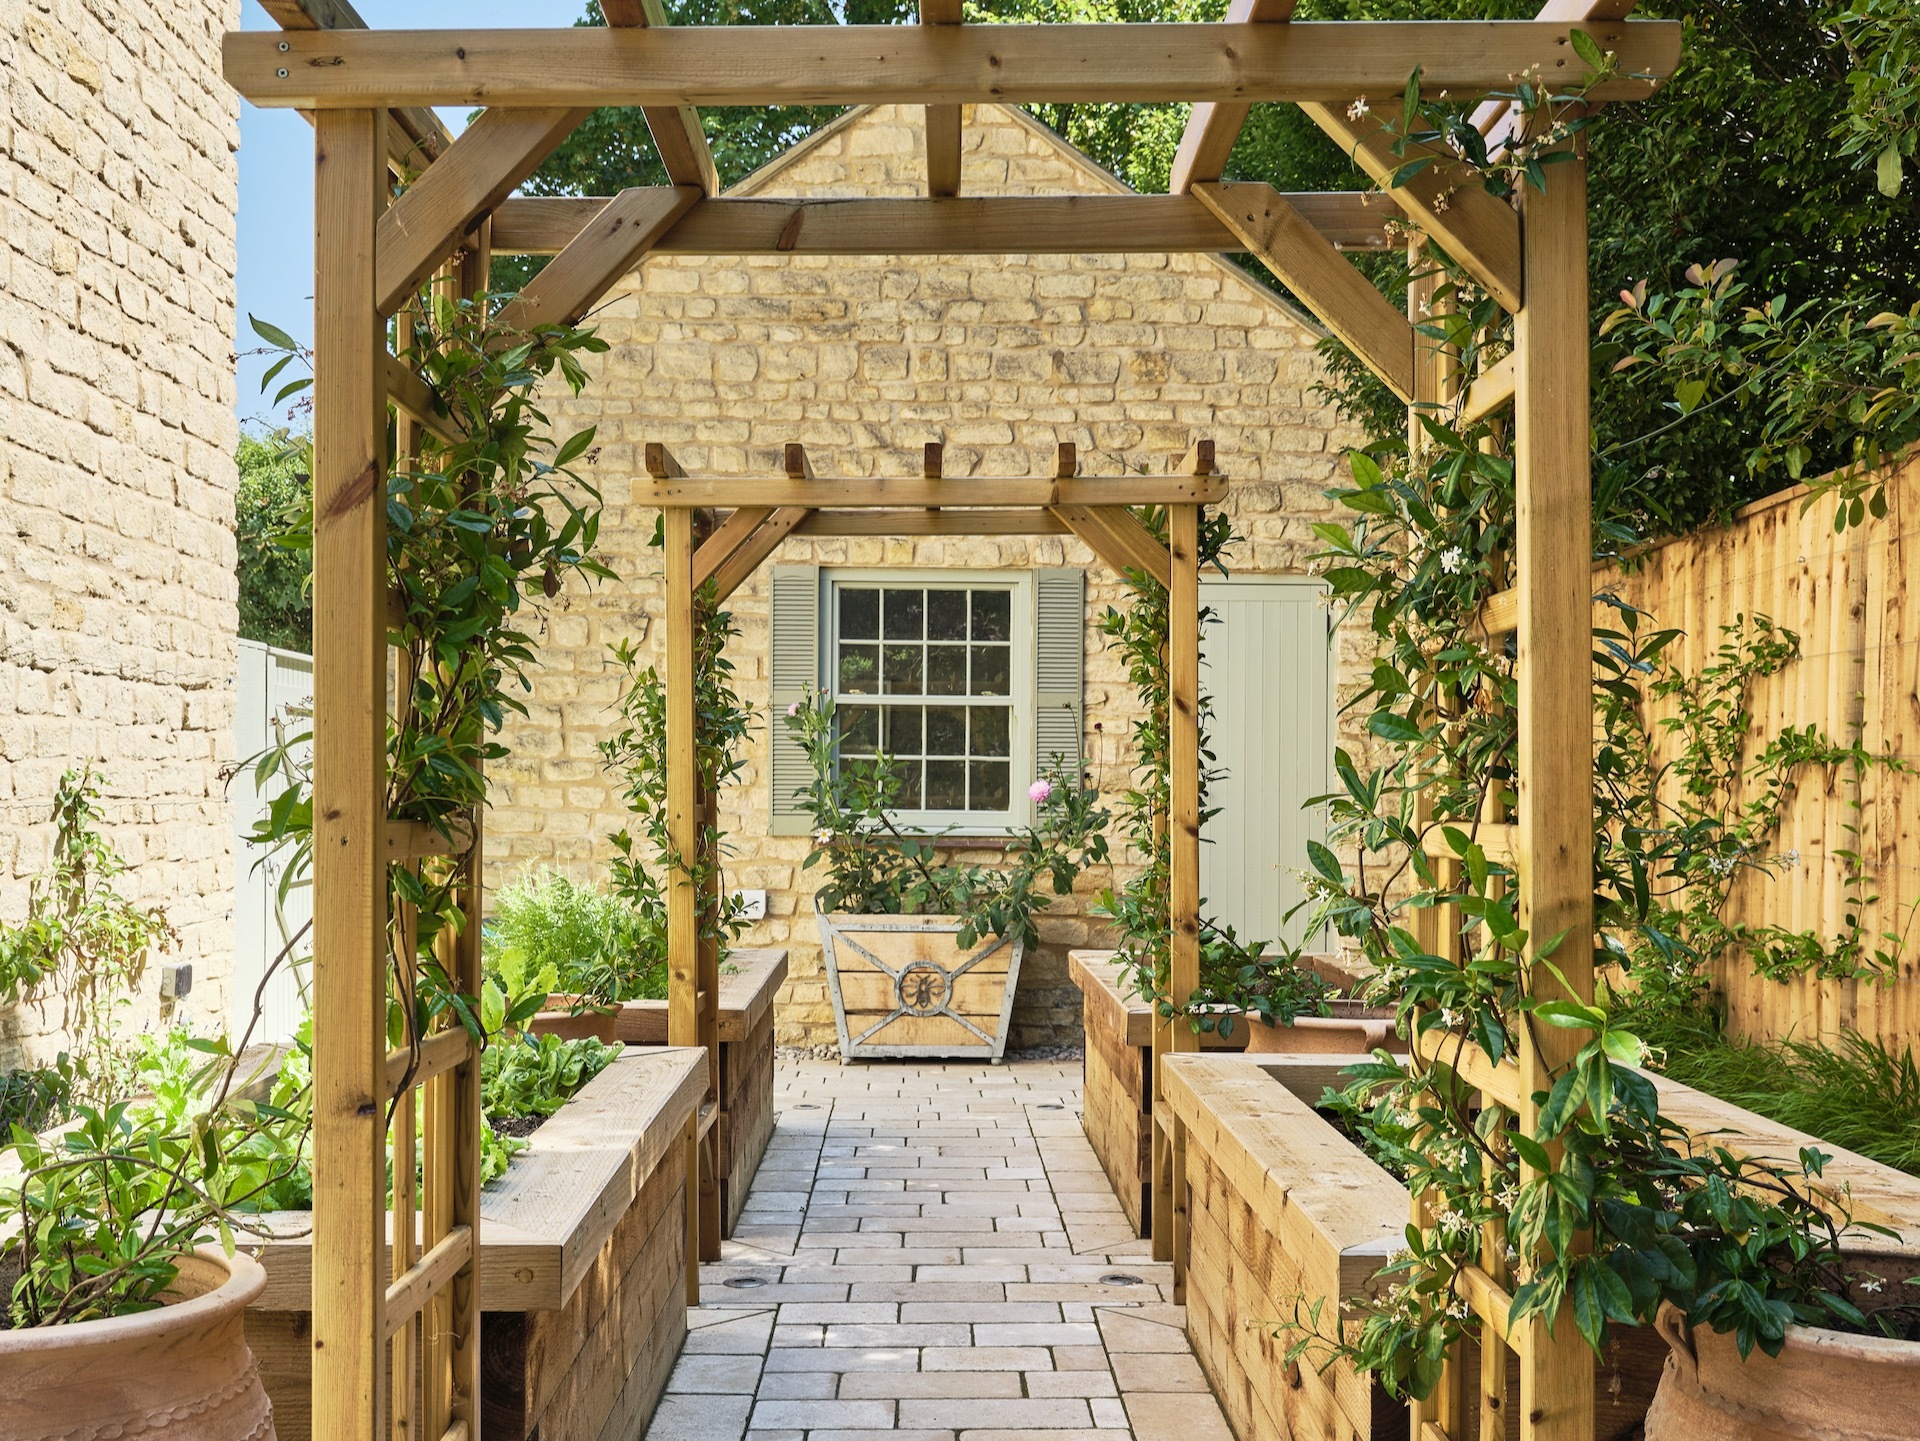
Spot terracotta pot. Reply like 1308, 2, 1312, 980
1645, 1301, 1920, 1441
0, 1244, 274, 1441
527, 993, 621, 1044
1241, 1013, 1397, 1054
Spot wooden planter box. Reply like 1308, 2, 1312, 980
818, 910, 1023, 1060
1070, 948, 1395, 1236
1164, 1053, 1920, 1441
615, 946, 787, 1236
1164, 1054, 1407, 1441
241, 1046, 706, 1441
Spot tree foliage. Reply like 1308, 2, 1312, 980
235, 428, 313, 652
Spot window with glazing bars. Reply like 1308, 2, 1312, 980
828, 579, 1030, 827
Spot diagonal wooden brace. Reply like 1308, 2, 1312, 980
376, 106, 591, 316
1193, 180, 1417, 401
1298, 105, 1523, 313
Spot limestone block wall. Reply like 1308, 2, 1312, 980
492, 104, 1373, 1049
0, 0, 242, 1062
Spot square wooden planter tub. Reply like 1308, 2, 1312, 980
240, 1046, 707, 1441
1164, 1053, 1920, 1441
614, 946, 788, 1236
1069, 948, 1396, 1237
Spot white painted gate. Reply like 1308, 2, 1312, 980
1199, 576, 1333, 950
232, 639, 314, 1042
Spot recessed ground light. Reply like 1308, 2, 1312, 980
1037, 1102, 1066, 1110
790, 1103, 820, 1110
722, 1276, 771, 1289
1099, 1273, 1145, 1287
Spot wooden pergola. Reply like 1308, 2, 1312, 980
229, 3, 1680, 1440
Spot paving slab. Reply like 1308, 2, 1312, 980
641, 1058, 1239, 1441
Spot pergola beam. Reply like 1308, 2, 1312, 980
494, 185, 700, 333
1193, 181, 1416, 401
1168, 0, 1297, 194
488, 191, 1397, 256
226, 22, 1682, 110
602, 0, 722, 194
644, 474, 1228, 509
375, 107, 591, 317
793, 509, 1071, 537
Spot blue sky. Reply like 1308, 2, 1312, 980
236, 1, 574, 428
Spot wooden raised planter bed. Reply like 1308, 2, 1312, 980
1164, 1054, 1406, 1441
242, 1046, 706, 1441
615, 946, 787, 1236
1069, 948, 1395, 1236
1163, 1052, 1920, 1441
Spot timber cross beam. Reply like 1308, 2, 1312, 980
486, 191, 1401, 257
226, 21, 1682, 109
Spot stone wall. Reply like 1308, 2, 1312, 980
492, 104, 1372, 1049
0, 0, 241, 1061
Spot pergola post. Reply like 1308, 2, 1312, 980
1513, 137, 1597, 1441
663, 501, 708, 1303
309, 106, 391, 1439
1156, 499, 1204, 1285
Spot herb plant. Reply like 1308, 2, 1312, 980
784, 696, 1110, 951
485, 868, 667, 1014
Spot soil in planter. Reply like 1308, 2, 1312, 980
489, 1114, 546, 1141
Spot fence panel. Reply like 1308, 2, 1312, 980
1599, 455, 1920, 1055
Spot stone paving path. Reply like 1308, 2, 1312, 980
644, 1058, 1239, 1441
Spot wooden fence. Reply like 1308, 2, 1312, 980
1599, 452, 1920, 1055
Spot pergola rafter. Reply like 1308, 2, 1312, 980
919, 0, 964, 196
238, 8, 1666, 1437
602, 0, 723, 195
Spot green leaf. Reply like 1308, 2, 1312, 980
1368, 712, 1425, 745
1877, 142, 1904, 199
249, 314, 301, 351
1568, 27, 1606, 72
1306, 840, 1345, 885
1674, 378, 1708, 414
1346, 450, 1384, 489
554, 426, 597, 468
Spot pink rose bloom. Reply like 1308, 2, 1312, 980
1028, 779, 1054, 804
787, 701, 801, 717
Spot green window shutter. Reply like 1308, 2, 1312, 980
768, 563, 820, 836
1033, 567, 1086, 783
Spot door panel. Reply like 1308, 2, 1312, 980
1199, 577, 1332, 950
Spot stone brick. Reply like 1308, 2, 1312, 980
0, 0, 241, 1064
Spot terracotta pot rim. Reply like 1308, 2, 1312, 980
0, 1244, 265, 1355
1664, 1300, 1920, 1364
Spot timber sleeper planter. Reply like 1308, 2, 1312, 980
615, 946, 787, 1234
240, 1046, 706, 1441
0, 1245, 276, 1441
818, 909, 1023, 1061
1069, 948, 1395, 1236
1163, 1055, 1920, 1441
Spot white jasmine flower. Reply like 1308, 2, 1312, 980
1439, 547, 1466, 575
1348, 96, 1371, 121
